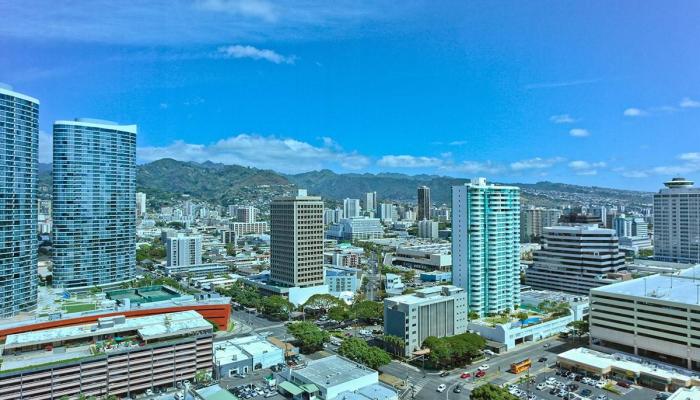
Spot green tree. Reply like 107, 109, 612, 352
470, 384, 518, 400
338, 337, 391, 370
226, 242, 236, 256
351, 300, 383, 322
304, 294, 345, 312
516, 311, 529, 322
468, 310, 480, 321
261, 295, 294, 320
382, 334, 405, 357
287, 322, 330, 353
328, 305, 351, 322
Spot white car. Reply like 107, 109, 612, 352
582, 377, 591, 384
477, 364, 490, 371
509, 385, 519, 391
595, 381, 606, 389
437, 384, 447, 392
174, 394, 185, 400
596, 395, 607, 400
145, 389, 154, 396
536, 383, 547, 390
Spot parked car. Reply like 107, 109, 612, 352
477, 364, 490, 371
439, 371, 450, 377
536, 383, 546, 390
617, 381, 631, 388
454, 385, 462, 393
580, 389, 592, 397
437, 384, 446, 392
461, 372, 471, 379
538, 357, 548, 362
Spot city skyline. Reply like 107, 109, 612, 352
1, 2, 700, 190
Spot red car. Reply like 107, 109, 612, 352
460, 372, 471, 379
617, 381, 631, 388
475, 370, 486, 378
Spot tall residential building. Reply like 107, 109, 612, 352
365, 192, 377, 215
417, 186, 431, 221
378, 203, 397, 222
166, 233, 203, 267
452, 178, 520, 317
53, 119, 136, 289
135, 192, 147, 217
524, 225, 626, 295
383, 285, 468, 356
589, 265, 700, 371
0, 86, 39, 318
343, 198, 361, 219
270, 189, 325, 287
520, 207, 562, 243
236, 206, 257, 223
653, 178, 700, 263
417, 219, 439, 239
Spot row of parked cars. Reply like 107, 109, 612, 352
229, 383, 276, 399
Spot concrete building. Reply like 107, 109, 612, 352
270, 190, 325, 288
378, 203, 398, 223
469, 311, 574, 351
214, 335, 285, 378
167, 233, 203, 267
229, 221, 269, 235
326, 217, 384, 241
520, 207, 561, 243
654, 178, 700, 263
384, 273, 405, 296
520, 289, 589, 321
164, 263, 230, 278
417, 186, 431, 221
0, 86, 38, 318
393, 244, 451, 271
52, 118, 136, 289
419, 271, 451, 283
383, 285, 468, 356
136, 192, 147, 217
365, 192, 377, 216
589, 265, 700, 372
417, 219, 439, 239
324, 266, 360, 295
236, 206, 258, 223
525, 225, 627, 295
343, 198, 361, 219
0, 311, 213, 399
452, 178, 521, 317
614, 214, 652, 252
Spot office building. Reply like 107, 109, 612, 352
452, 178, 521, 317
525, 225, 627, 295
520, 207, 562, 243
343, 198, 361, 219
589, 265, 700, 372
324, 209, 338, 225
324, 266, 360, 295
654, 178, 700, 263
326, 217, 384, 241
417, 219, 439, 239
378, 203, 398, 223
417, 186, 431, 220
614, 214, 652, 252
0, 86, 39, 318
0, 311, 213, 399
166, 233, 203, 267
229, 221, 269, 235
270, 190, 325, 287
136, 192, 147, 217
394, 244, 451, 270
52, 119, 136, 289
221, 229, 237, 245
236, 206, 257, 223
383, 285, 468, 356
365, 192, 377, 215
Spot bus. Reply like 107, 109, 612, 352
510, 359, 532, 374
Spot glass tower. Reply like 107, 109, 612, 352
0, 86, 39, 317
452, 178, 521, 317
52, 119, 136, 289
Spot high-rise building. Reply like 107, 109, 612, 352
524, 225, 626, 295
52, 119, 136, 288
0, 86, 39, 318
365, 192, 377, 215
520, 207, 562, 243
270, 189, 325, 287
166, 233, 203, 267
653, 178, 700, 263
378, 203, 397, 222
417, 219, 439, 239
343, 198, 361, 219
417, 186, 431, 221
236, 206, 257, 223
136, 192, 147, 217
452, 178, 520, 317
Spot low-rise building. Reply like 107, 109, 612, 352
230, 221, 269, 235
0, 311, 213, 399
163, 262, 230, 277
468, 311, 574, 351
419, 271, 451, 283
393, 244, 451, 271
326, 218, 384, 241
384, 273, 405, 296
383, 285, 467, 356
214, 335, 285, 378
520, 289, 589, 321
589, 265, 700, 372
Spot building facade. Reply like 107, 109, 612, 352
525, 225, 627, 295
365, 192, 377, 216
520, 207, 561, 243
653, 178, 700, 263
417, 186, 431, 221
343, 198, 361, 219
135, 192, 147, 217
270, 190, 325, 287
0, 86, 39, 318
52, 119, 136, 289
417, 219, 439, 239
229, 221, 269, 235
236, 206, 257, 223
451, 178, 521, 317
325, 218, 384, 241
166, 233, 203, 267
383, 285, 468, 356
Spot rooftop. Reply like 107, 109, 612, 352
106, 285, 181, 305
384, 285, 463, 305
593, 265, 700, 305
293, 355, 376, 389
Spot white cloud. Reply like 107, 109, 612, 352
549, 114, 576, 124
137, 134, 369, 173
679, 152, 700, 162
39, 130, 52, 164
568, 160, 606, 176
377, 155, 443, 168
449, 140, 468, 146
524, 78, 600, 90
621, 171, 648, 178
440, 161, 504, 174
623, 108, 646, 117
628, 151, 700, 178
510, 157, 565, 171
680, 97, 700, 108
197, 0, 278, 22
159, 102, 169, 109
217, 45, 296, 64
569, 128, 590, 137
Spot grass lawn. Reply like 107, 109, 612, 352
63, 303, 97, 313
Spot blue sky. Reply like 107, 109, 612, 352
1, 1, 700, 190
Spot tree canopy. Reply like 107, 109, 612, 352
261, 295, 294, 320
351, 300, 383, 322
422, 332, 486, 368
304, 294, 345, 312
470, 384, 518, 400
287, 322, 330, 353
338, 337, 391, 370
